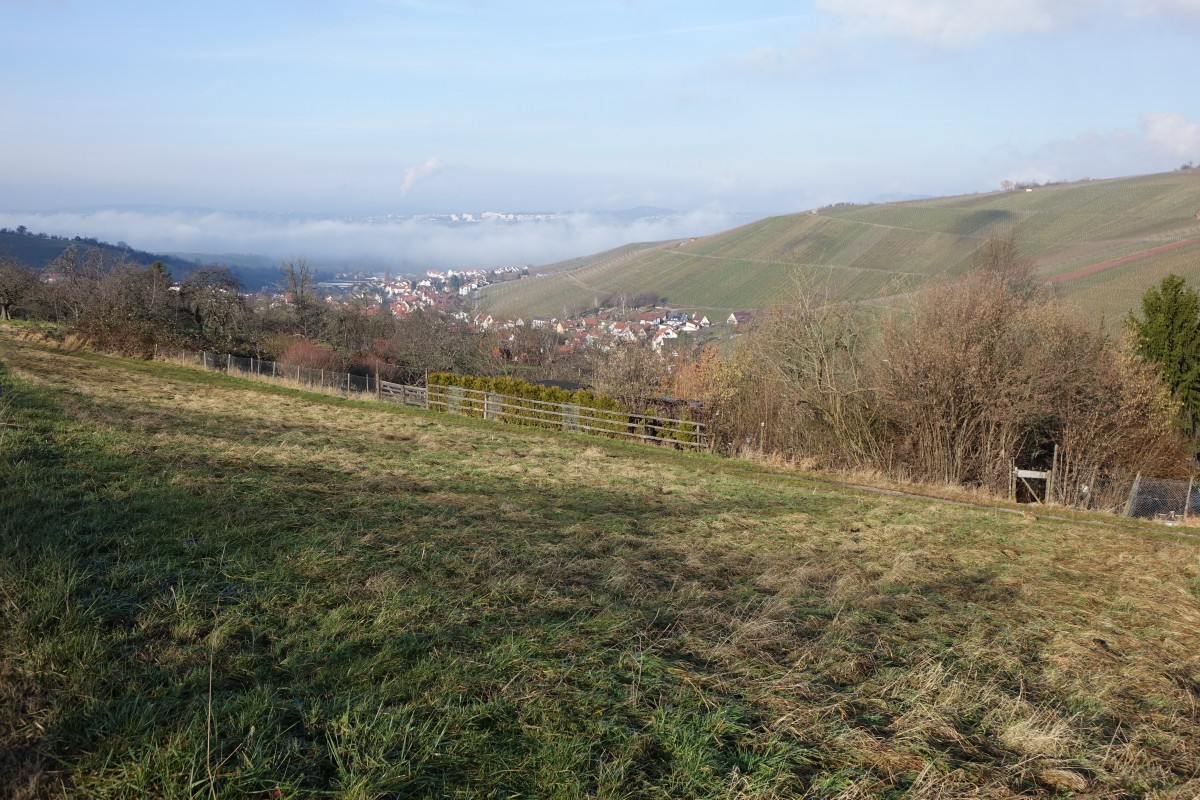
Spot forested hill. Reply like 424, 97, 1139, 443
0, 228, 280, 290
0, 228, 200, 273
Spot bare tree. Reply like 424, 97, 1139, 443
587, 343, 671, 409
972, 226, 1037, 297
281, 257, 324, 338
738, 289, 884, 466
181, 267, 246, 346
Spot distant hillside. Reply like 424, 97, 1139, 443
0, 229, 204, 275
477, 170, 1200, 323
0, 230, 283, 291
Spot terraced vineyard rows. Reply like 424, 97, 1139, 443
1055, 241, 1200, 326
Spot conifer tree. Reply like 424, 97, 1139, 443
1128, 274, 1200, 439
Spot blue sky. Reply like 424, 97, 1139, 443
2, 1, 1200, 263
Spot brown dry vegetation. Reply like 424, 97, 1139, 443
697, 236, 1189, 507
3, 333, 1200, 797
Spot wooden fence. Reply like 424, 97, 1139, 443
379, 380, 708, 450
379, 381, 428, 407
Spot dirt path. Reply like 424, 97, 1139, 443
1044, 239, 1198, 285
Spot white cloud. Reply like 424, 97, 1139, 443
1141, 112, 1200, 158
814, 0, 1199, 46
1128, 0, 1200, 17
398, 156, 444, 197
815, 0, 1076, 45
999, 112, 1200, 185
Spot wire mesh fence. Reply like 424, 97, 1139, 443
1123, 475, 1199, 521
158, 347, 380, 396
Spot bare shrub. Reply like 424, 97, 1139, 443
668, 345, 723, 401
587, 343, 671, 409
0, 256, 38, 321
708, 289, 883, 467
877, 268, 1187, 496
278, 338, 342, 371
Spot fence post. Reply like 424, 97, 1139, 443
227, 353, 231, 372
1047, 444, 1058, 504
1123, 472, 1142, 517
1186, 475, 1195, 520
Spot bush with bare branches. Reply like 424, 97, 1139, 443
586, 343, 672, 410
877, 269, 1186, 496
707, 290, 884, 466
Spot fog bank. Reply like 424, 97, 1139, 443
0, 208, 759, 270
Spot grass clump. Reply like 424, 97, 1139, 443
2, 336, 1200, 798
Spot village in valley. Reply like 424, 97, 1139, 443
306, 266, 751, 355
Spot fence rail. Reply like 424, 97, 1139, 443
379, 380, 708, 450
379, 381, 428, 408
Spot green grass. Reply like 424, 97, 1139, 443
3, 335, 1200, 798
480, 170, 1200, 321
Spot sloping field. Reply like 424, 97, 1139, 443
480, 170, 1200, 320
3, 333, 1200, 798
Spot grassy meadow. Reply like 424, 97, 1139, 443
3, 333, 1200, 798
478, 170, 1200, 322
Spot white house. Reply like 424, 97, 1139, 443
651, 326, 679, 351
